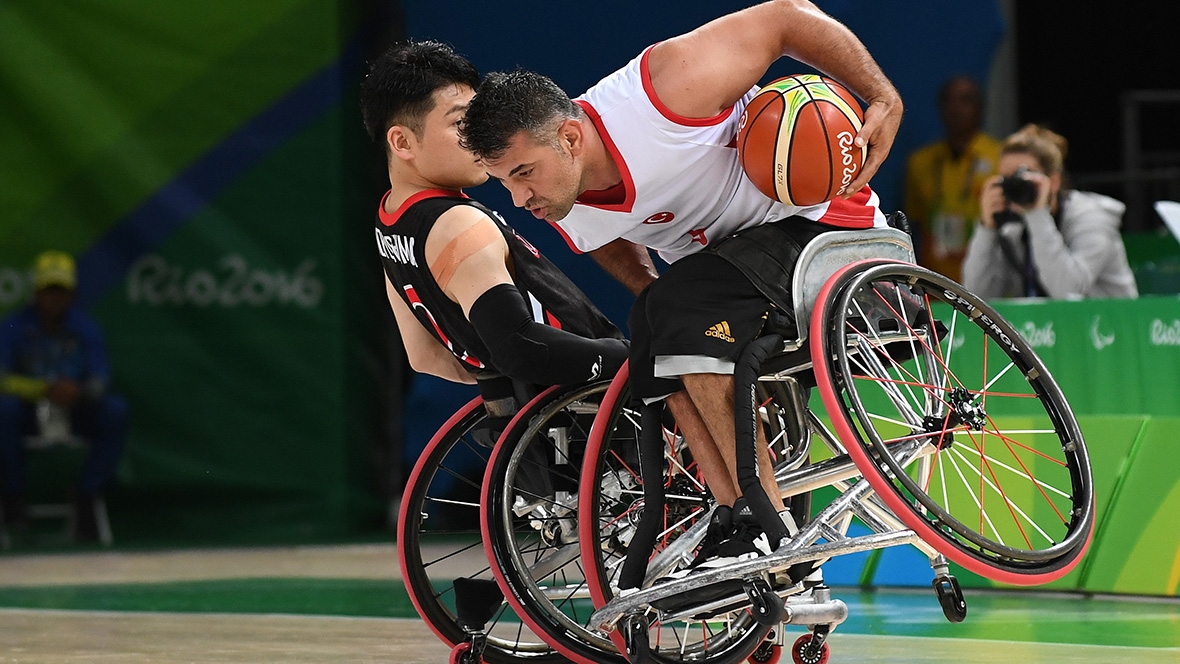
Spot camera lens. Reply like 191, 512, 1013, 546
999, 168, 1039, 206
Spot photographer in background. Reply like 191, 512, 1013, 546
962, 124, 1138, 299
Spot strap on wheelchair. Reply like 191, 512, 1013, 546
734, 333, 791, 549
476, 373, 523, 436
617, 400, 667, 591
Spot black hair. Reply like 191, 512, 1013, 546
460, 69, 580, 161
359, 40, 481, 148
937, 74, 983, 109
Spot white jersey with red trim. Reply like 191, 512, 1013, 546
550, 46, 887, 264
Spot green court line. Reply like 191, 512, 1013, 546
0, 579, 415, 618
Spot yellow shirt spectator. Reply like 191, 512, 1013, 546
905, 132, 1001, 282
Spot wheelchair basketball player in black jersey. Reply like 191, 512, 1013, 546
360, 40, 628, 416
361, 40, 632, 657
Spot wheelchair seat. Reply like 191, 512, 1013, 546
760, 227, 915, 379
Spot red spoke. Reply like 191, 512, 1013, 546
609, 449, 642, 484
982, 336, 989, 411
983, 425, 1069, 468
851, 372, 946, 392
977, 390, 1039, 399
845, 324, 957, 415
602, 501, 642, 532
978, 429, 986, 536
868, 286, 969, 392
657, 505, 673, 551
967, 431, 1033, 548
985, 415, 1069, 524
852, 371, 1037, 405
924, 292, 947, 364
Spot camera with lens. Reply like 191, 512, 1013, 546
992, 166, 1040, 225
999, 166, 1039, 206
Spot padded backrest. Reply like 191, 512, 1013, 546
790, 227, 915, 344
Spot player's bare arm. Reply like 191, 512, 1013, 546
589, 239, 660, 296
648, 0, 901, 195
385, 274, 476, 384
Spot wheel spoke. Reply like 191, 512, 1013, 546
859, 292, 923, 408
955, 441, 1072, 499
944, 447, 1004, 545
948, 447, 1057, 546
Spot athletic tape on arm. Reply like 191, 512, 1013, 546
430, 221, 503, 292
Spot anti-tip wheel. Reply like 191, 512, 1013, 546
449, 642, 482, 664
790, 634, 829, 664
748, 642, 783, 664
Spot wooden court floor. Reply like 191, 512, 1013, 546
1, 544, 1177, 663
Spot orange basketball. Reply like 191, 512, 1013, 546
737, 75, 866, 206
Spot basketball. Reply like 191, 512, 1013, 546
737, 75, 866, 206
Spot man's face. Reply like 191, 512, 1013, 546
482, 128, 581, 222
33, 285, 74, 323
940, 79, 982, 137
412, 84, 488, 189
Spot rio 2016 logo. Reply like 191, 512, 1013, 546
1020, 321, 1056, 348
1150, 319, 1180, 346
836, 131, 858, 195
127, 255, 323, 308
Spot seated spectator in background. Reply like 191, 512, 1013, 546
904, 75, 1000, 282
0, 251, 128, 542
962, 124, 1139, 299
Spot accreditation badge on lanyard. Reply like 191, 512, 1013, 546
931, 210, 967, 259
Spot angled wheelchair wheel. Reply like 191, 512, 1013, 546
811, 261, 1094, 585
578, 363, 772, 664
482, 380, 626, 664
398, 397, 566, 664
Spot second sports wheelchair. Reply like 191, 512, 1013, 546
400, 226, 1095, 664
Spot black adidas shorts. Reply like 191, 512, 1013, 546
627, 218, 831, 400
628, 253, 773, 398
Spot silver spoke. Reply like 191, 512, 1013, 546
956, 441, 1072, 500
949, 448, 1056, 546
855, 296, 923, 409
945, 448, 1004, 545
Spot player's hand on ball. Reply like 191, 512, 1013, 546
843, 93, 903, 198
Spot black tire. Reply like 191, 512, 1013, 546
482, 381, 625, 664
578, 364, 773, 664
398, 397, 566, 664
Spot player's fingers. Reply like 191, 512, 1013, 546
843, 101, 900, 197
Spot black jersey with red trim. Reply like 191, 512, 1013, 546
376, 189, 622, 375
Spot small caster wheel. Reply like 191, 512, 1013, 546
748, 641, 783, 664
449, 642, 481, 664
746, 580, 785, 626
622, 615, 650, 664
791, 634, 829, 664
932, 574, 967, 623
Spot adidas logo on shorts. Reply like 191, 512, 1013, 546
705, 321, 735, 343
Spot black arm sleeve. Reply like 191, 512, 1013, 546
468, 284, 628, 386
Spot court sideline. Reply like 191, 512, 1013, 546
1, 544, 1177, 663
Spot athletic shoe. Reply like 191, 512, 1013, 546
685, 505, 733, 568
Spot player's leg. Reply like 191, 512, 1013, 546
681, 372, 785, 512
628, 288, 738, 507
